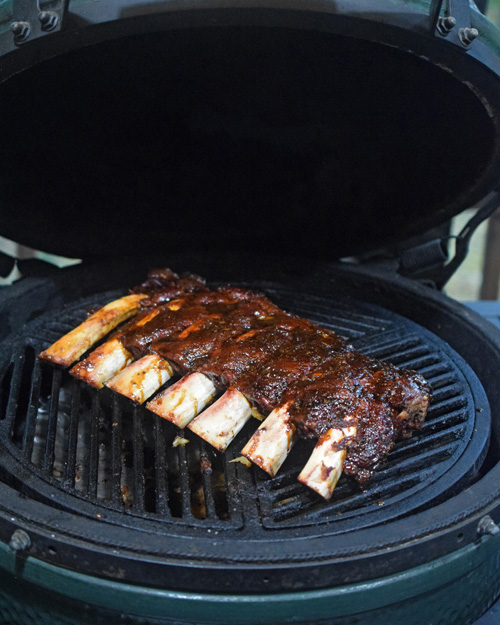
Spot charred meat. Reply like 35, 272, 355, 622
40, 269, 431, 497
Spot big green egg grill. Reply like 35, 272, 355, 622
1, 0, 500, 623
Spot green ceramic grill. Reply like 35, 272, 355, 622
0, 1, 500, 623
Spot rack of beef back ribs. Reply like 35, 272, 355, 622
40, 270, 430, 499
33, 270, 486, 510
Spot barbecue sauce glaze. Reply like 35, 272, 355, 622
122, 269, 430, 482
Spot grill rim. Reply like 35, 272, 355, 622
1, 526, 500, 625
0, 255, 499, 593
0, 282, 489, 538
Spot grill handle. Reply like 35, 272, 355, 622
399, 189, 500, 289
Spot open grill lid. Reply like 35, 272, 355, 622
0, 0, 500, 260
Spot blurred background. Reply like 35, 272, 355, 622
488, 0, 500, 25
434, 0, 500, 302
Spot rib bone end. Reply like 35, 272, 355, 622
298, 426, 356, 499
241, 403, 297, 477
39, 294, 145, 367
146, 372, 217, 428
70, 339, 133, 388
188, 389, 252, 452
105, 354, 173, 403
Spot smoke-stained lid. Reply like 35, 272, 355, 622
0, 0, 499, 259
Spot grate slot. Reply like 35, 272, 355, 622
422, 407, 469, 433
389, 423, 467, 460
119, 402, 137, 510
109, 395, 123, 505
165, 443, 183, 518
21, 358, 43, 458
0, 361, 14, 423
428, 371, 457, 390
390, 353, 441, 370
331, 474, 423, 512
200, 444, 217, 520
195, 443, 232, 521
320, 320, 370, 338
132, 406, 145, 512
42, 368, 62, 475
382, 345, 431, 365
427, 396, 468, 419
63, 381, 81, 487
212, 469, 230, 521
177, 443, 194, 519
30, 365, 57, 469
362, 336, 423, 360
324, 315, 388, 334
269, 469, 431, 523
430, 381, 464, 403
418, 363, 453, 381
141, 412, 159, 514
4, 351, 26, 427
87, 394, 101, 498
286, 299, 388, 331
10, 347, 39, 449
269, 480, 309, 503
271, 493, 314, 519
154, 415, 169, 516
370, 444, 459, 481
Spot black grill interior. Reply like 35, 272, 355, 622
0, 284, 490, 535
0, 26, 496, 259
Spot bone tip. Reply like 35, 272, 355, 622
70, 369, 105, 389
240, 448, 277, 477
297, 475, 336, 500
145, 396, 178, 420
39, 350, 71, 368
69, 360, 102, 387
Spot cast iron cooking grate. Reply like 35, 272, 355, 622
0, 284, 490, 533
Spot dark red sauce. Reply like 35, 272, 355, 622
120, 269, 431, 482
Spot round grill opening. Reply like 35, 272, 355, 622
0, 280, 490, 592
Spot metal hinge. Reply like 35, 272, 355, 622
429, 0, 479, 48
399, 190, 500, 289
10, 0, 69, 46
0, 247, 61, 280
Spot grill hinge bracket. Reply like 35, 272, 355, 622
11, 0, 69, 46
0, 248, 61, 279
429, 0, 479, 48
398, 190, 500, 289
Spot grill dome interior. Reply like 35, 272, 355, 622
0, 21, 497, 260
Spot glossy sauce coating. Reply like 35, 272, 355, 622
121, 269, 431, 482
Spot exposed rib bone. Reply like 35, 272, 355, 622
146, 372, 217, 428
39, 294, 145, 367
188, 388, 253, 451
63, 324, 393, 502
241, 403, 297, 477
298, 426, 357, 499
69, 309, 161, 388
105, 354, 173, 403
70, 338, 133, 388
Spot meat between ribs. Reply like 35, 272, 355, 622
40, 269, 431, 495
119, 270, 431, 483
